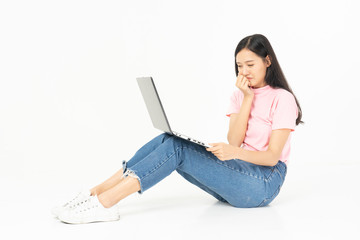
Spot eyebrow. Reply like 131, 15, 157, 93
236, 60, 255, 64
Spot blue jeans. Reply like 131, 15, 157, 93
122, 133, 287, 208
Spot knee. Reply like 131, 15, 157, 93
158, 132, 173, 142
166, 134, 185, 147
159, 132, 170, 138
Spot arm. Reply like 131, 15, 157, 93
208, 129, 291, 167
234, 129, 291, 166
227, 95, 254, 147
227, 74, 254, 147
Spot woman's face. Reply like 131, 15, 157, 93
236, 48, 271, 88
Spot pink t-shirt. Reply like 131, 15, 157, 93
226, 85, 298, 165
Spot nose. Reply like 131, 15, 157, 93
241, 66, 249, 75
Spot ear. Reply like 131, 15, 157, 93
265, 55, 272, 67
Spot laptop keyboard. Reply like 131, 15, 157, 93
172, 131, 206, 146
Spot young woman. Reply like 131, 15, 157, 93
53, 34, 303, 224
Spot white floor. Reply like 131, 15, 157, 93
1, 161, 359, 240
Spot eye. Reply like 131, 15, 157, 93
238, 65, 242, 68
248, 65, 254, 67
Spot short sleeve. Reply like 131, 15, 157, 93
271, 91, 298, 131
226, 89, 244, 117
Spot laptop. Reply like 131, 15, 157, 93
136, 77, 211, 148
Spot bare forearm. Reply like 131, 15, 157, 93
234, 147, 278, 166
208, 130, 289, 167
227, 96, 253, 147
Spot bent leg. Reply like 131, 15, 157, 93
125, 135, 286, 207
106, 134, 286, 208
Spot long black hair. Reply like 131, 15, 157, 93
235, 34, 303, 125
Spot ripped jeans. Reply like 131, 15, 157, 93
122, 133, 287, 208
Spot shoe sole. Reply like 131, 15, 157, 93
59, 215, 120, 224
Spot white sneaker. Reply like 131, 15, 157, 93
58, 195, 120, 224
52, 190, 91, 217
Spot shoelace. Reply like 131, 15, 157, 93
73, 197, 99, 213
63, 192, 82, 207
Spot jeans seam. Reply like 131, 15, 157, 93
264, 167, 276, 182
275, 167, 283, 183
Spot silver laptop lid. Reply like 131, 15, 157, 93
136, 77, 173, 134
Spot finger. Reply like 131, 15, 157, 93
209, 148, 222, 155
210, 145, 222, 151
209, 143, 221, 147
235, 75, 244, 88
241, 76, 248, 85
246, 78, 251, 87
239, 74, 244, 84
206, 144, 213, 150
237, 74, 245, 83
208, 147, 222, 155
240, 77, 248, 88
207, 148, 220, 153
242, 79, 251, 90
214, 154, 224, 161
207, 145, 219, 151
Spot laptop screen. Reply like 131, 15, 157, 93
136, 77, 172, 134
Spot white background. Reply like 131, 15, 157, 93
0, 0, 359, 239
